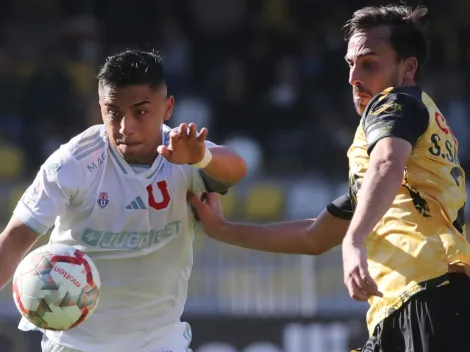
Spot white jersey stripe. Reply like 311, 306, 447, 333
109, 146, 128, 174
70, 135, 102, 155
74, 140, 106, 160
146, 166, 160, 180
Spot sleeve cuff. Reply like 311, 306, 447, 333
13, 204, 51, 235
326, 202, 354, 220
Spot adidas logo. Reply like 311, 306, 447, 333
125, 196, 147, 210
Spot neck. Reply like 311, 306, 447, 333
401, 79, 416, 87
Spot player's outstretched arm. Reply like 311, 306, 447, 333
187, 192, 349, 255
158, 123, 247, 189
0, 217, 40, 290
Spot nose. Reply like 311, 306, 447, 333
119, 115, 136, 136
349, 65, 363, 87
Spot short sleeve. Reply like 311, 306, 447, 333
326, 193, 354, 220
191, 140, 230, 195
13, 149, 78, 235
363, 92, 429, 155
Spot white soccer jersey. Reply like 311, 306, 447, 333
14, 124, 214, 352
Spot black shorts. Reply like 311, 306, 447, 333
357, 273, 470, 352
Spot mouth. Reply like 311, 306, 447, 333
354, 94, 371, 105
117, 142, 141, 147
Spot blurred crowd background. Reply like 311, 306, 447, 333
0, 0, 469, 351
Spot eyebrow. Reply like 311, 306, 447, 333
131, 100, 151, 107
104, 100, 151, 108
344, 51, 379, 63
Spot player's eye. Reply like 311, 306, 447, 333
138, 110, 147, 116
361, 61, 375, 70
107, 110, 121, 120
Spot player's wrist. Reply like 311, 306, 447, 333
189, 146, 212, 169
205, 218, 229, 238
342, 233, 365, 246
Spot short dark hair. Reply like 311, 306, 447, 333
343, 5, 429, 79
97, 49, 165, 88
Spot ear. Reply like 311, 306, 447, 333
404, 57, 418, 80
164, 96, 174, 122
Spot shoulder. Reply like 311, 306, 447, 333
361, 86, 429, 153
64, 125, 108, 161
62, 125, 108, 171
42, 125, 108, 187
363, 86, 428, 124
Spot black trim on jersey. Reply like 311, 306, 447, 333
363, 88, 429, 155
199, 170, 229, 195
326, 193, 354, 220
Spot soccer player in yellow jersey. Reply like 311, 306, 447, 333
188, 4, 470, 352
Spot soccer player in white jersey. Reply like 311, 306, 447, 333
0, 49, 247, 352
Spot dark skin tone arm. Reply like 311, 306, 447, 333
188, 192, 349, 255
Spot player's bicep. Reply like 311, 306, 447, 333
364, 93, 428, 155
305, 208, 350, 254
300, 194, 353, 254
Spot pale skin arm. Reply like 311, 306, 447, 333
0, 216, 40, 290
188, 192, 350, 255
342, 137, 411, 300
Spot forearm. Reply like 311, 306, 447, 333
209, 208, 349, 255
345, 160, 403, 243
210, 219, 316, 254
201, 146, 247, 186
0, 232, 30, 290
0, 235, 16, 290
0, 218, 40, 290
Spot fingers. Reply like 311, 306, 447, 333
186, 191, 203, 209
345, 268, 383, 301
198, 127, 208, 141
169, 129, 181, 146
348, 279, 372, 301
360, 270, 382, 297
205, 193, 222, 213
178, 123, 189, 140
174, 123, 208, 142
188, 123, 197, 139
157, 145, 172, 160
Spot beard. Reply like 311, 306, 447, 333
352, 70, 402, 115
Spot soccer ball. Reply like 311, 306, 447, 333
12, 243, 101, 331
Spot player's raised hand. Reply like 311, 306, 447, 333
187, 191, 225, 236
342, 240, 382, 301
157, 123, 209, 165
